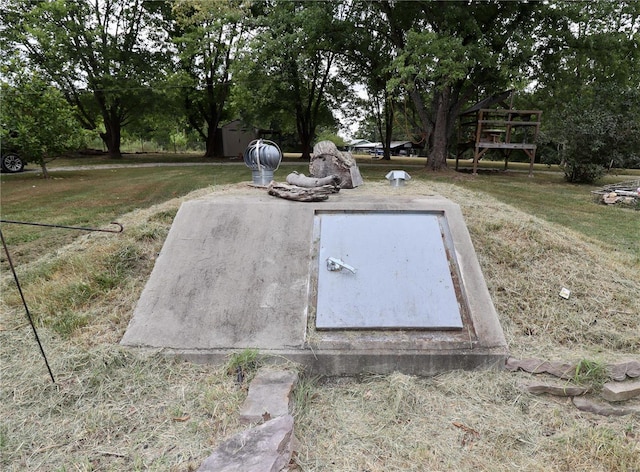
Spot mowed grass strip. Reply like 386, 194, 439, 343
2, 160, 638, 265
1, 165, 258, 265
413, 169, 640, 259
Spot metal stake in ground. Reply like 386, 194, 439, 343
1, 228, 56, 383
0, 220, 124, 384
0, 220, 124, 233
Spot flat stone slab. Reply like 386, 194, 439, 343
602, 380, 640, 402
520, 382, 590, 397
572, 397, 640, 417
240, 369, 298, 423
505, 358, 575, 379
121, 191, 507, 375
607, 360, 640, 381
197, 415, 294, 472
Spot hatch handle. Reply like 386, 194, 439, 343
326, 257, 357, 274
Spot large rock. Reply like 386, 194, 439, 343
197, 415, 295, 472
310, 140, 363, 189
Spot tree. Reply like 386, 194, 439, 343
535, 1, 640, 98
380, 1, 540, 170
123, 85, 188, 152
169, 0, 249, 157
532, 1, 640, 179
233, 1, 346, 159
342, 3, 399, 160
1, 69, 86, 178
1, 0, 170, 158
556, 86, 640, 183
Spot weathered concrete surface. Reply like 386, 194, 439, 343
182, 348, 508, 376
121, 193, 311, 350
197, 415, 294, 472
121, 191, 507, 375
240, 369, 298, 423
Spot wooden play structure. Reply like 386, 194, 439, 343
456, 92, 542, 176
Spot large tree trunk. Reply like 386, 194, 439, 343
408, 87, 433, 151
427, 86, 451, 171
204, 129, 218, 158
95, 93, 123, 158
100, 120, 122, 159
297, 114, 314, 160
382, 101, 394, 160
202, 73, 226, 158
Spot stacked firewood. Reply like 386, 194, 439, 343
592, 180, 639, 208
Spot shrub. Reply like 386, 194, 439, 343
548, 85, 640, 183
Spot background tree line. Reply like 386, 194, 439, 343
1, 0, 638, 182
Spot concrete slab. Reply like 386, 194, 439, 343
121, 190, 508, 375
121, 193, 312, 350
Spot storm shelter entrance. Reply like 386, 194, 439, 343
313, 211, 465, 330
121, 193, 508, 375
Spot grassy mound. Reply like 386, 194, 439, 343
1, 180, 638, 471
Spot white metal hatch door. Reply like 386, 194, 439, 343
315, 211, 464, 330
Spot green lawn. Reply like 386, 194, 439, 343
438, 171, 639, 258
2, 157, 638, 267
1, 166, 242, 264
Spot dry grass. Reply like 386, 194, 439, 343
296, 370, 639, 471
427, 181, 639, 358
1, 180, 639, 471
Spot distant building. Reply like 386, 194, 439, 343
347, 139, 379, 154
217, 120, 258, 158
348, 139, 417, 156
217, 120, 281, 158
385, 141, 415, 156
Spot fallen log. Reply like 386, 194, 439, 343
286, 171, 340, 188
268, 181, 339, 202
614, 190, 639, 197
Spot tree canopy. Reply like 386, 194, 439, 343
1, 0, 169, 157
232, 1, 347, 159
170, 0, 250, 157
1, 0, 638, 174
532, 1, 640, 181
1, 64, 87, 177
